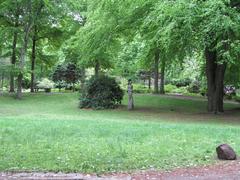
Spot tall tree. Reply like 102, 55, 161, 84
16, 0, 34, 99
0, 0, 21, 92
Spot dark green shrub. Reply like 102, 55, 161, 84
187, 81, 200, 93
200, 87, 207, 96
167, 78, 192, 87
22, 75, 31, 89
80, 75, 124, 109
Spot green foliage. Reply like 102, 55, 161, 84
173, 87, 189, 94
165, 84, 189, 94
64, 63, 81, 84
52, 64, 66, 89
132, 84, 152, 94
22, 74, 31, 89
236, 89, 240, 97
167, 78, 192, 88
52, 63, 82, 91
164, 84, 178, 93
187, 81, 201, 94
80, 75, 124, 109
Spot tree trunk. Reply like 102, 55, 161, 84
160, 59, 166, 94
72, 83, 75, 92
30, 26, 37, 93
205, 48, 216, 112
154, 49, 160, 94
80, 68, 86, 92
17, 73, 23, 99
17, 22, 32, 99
9, 23, 19, 93
214, 63, 226, 113
95, 60, 100, 77
148, 75, 151, 90
0, 72, 4, 95
205, 48, 226, 113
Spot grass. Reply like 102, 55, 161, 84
0, 93, 240, 173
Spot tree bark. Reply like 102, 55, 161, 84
17, 73, 23, 99
148, 75, 151, 90
154, 48, 160, 94
214, 63, 226, 113
95, 60, 100, 77
205, 48, 216, 112
9, 21, 19, 93
160, 59, 166, 94
0, 72, 4, 95
80, 68, 86, 92
17, 18, 32, 99
205, 48, 226, 113
30, 26, 37, 93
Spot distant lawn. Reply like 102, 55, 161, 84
0, 93, 240, 173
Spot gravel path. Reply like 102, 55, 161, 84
1, 161, 240, 180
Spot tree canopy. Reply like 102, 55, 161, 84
0, 0, 239, 112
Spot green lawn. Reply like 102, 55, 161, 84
0, 93, 240, 173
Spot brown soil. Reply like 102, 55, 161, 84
1, 161, 240, 180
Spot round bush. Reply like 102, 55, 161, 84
37, 78, 54, 92
80, 75, 124, 109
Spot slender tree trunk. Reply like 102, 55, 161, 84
160, 59, 166, 94
17, 22, 32, 99
148, 75, 151, 90
0, 72, 4, 95
205, 48, 226, 113
154, 49, 160, 94
80, 68, 86, 92
95, 60, 100, 77
9, 23, 19, 93
72, 83, 75, 92
30, 26, 37, 93
17, 73, 23, 99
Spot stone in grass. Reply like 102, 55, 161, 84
216, 144, 237, 160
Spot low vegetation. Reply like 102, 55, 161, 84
0, 93, 239, 173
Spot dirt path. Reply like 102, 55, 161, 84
1, 161, 240, 180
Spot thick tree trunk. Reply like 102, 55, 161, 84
95, 60, 100, 77
214, 63, 226, 113
154, 49, 160, 94
9, 24, 18, 93
160, 59, 166, 94
30, 26, 37, 93
205, 48, 226, 113
205, 48, 216, 112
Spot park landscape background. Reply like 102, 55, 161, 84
0, 0, 240, 176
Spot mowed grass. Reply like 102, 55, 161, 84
0, 93, 240, 173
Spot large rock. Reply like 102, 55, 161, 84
216, 144, 237, 160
